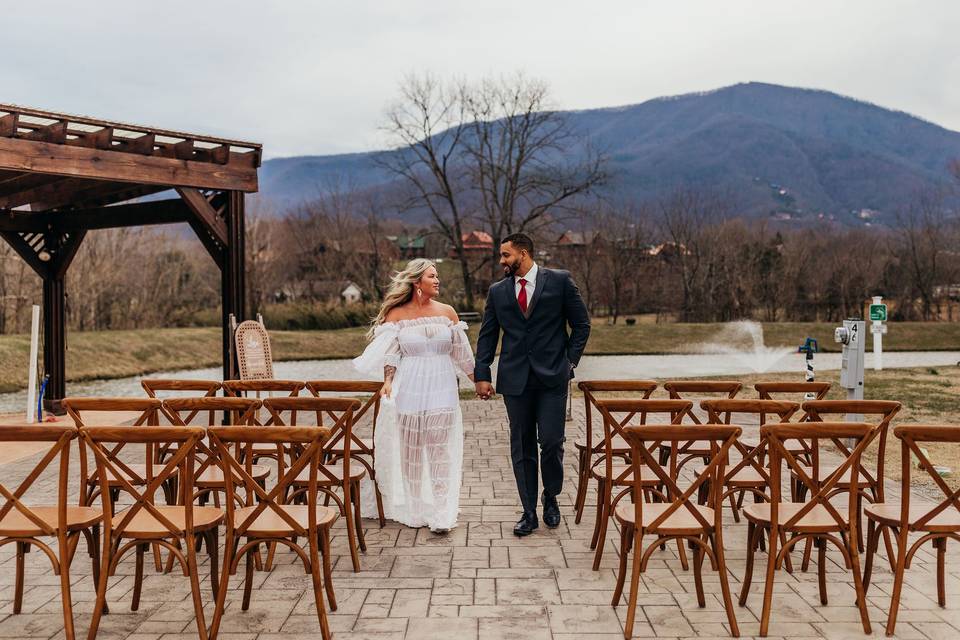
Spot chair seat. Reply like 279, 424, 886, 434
0, 506, 102, 537
327, 437, 374, 454
85, 463, 165, 485
293, 463, 366, 485
196, 464, 270, 486
725, 466, 767, 487
115, 505, 223, 537
576, 435, 630, 453
865, 502, 960, 533
742, 502, 846, 532
614, 501, 716, 535
591, 462, 667, 486
234, 504, 339, 536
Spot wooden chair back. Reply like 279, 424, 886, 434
764, 421, 877, 532
208, 425, 332, 538
801, 400, 902, 490
622, 424, 740, 535
0, 425, 77, 537
223, 380, 305, 426
577, 381, 658, 455
663, 381, 742, 424
142, 380, 222, 424
79, 425, 204, 538
305, 380, 383, 454
891, 425, 960, 532
63, 398, 163, 502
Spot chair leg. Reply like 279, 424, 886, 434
86, 525, 108, 615
739, 523, 758, 607
712, 532, 740, 637
848, 533, 872, 635
86, 532, 112, 640
353, 480, 367, 553
885, 531, 910, 636
592, 483, 611, 571
13, 541, 26, 614
623, 528, 644, 639
373, 475, 387, 528
132, 543, 146, 611
693, 536, 706, 608
612, 524, 632, 606
343, 487, 362, 573
308, 529, 332, 640
58, 535, 76, 640
817, 537, 828, 605
759, 526, 779, 637
936, 538, 947, 607
206, 528, 220, 601
573, 449, 589, 525
208, 530, 235, 640
863, 520, 881, 595
185, 534, 210, 640
242, 546, 256, 611
590, 478, 605, 551
320, 527, 337, 611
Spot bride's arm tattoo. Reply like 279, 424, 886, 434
384, 365, 397, 383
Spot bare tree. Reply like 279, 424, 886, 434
461, 74, 607, 281
378, 74, 476, 305
895, 189, 949, 320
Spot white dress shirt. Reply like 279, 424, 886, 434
514, 262, 538, 305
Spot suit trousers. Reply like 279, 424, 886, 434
502, 371, 568, 515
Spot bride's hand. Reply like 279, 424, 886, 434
381, 381, 393, 398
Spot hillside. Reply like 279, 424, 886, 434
259, 82, 960, 224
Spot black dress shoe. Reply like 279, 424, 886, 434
542, 492, 561, 528
513, 511, 539, 537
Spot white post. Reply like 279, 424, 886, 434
871, 295, 883, 371
26, 304, 40, 423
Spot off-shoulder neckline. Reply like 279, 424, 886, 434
379, 315, 465, 328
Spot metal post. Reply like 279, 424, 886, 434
870, 295, 885, 371
797, 338, 818, 400
26, 305, 40, 423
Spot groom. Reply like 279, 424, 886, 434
474, 233, 591, 536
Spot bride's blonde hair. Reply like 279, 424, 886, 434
369, 258, 437, 338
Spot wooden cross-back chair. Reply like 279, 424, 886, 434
223, 380, 305, 468
863, 424, 960, 636
305, 380, 386, 527
658, 381, 743, 468
590, 398, 692, 571
207, 424, 337, 640
0, 425, 102, 640
701, 399, 799, 525
262, 397, 367, 573
82, 425, 223, 640
614, 423, 741, 639
573, 380, 658, 526
739, 421, 876, 637
142, 379, 222, 424
162, 397, 264, 508
62, 398, 167, 508
754, 381, 831, 417
797, 399, 902, 570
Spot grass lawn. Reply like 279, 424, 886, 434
0, 320, 956, 394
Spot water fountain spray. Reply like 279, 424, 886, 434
797, 337, 818, 399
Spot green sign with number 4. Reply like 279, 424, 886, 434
869, 304, 887, 322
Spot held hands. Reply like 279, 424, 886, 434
475, 381, 494, 400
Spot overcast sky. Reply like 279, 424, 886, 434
5, 1, 959, 159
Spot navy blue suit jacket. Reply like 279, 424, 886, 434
473, 267, 591, 395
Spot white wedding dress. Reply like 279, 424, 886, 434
353, 316, 475, 530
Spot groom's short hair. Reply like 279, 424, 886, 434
502, 233, 534, 255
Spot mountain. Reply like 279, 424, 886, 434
258, 82, 960, 224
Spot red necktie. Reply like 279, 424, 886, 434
518, 278, 528, 313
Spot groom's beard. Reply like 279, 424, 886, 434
502, 260, 521, 278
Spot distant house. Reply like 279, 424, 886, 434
275, 280, 364, 305
389, 235, 427, 259
453, 230, 493, 259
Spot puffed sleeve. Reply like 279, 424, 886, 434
353, 324, 401, 378
450, 321, 475, 378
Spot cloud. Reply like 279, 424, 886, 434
5, 0, 958, 158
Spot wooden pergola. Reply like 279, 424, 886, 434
0, 104, 261, 412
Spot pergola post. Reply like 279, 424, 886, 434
221, 191, 246, 381
41, 276, 66, 412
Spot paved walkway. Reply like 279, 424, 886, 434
0, 400, 956, 639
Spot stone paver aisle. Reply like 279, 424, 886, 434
0, 400, 957, 639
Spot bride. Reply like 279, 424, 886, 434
353, 258, 475, 533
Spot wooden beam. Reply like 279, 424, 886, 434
177, 187, 228, 245
0, 199, 194, 233
22, 121, 68, 144
116, 132, 155, 155
0, 173, 70, 203
29, 180, 169, 212
0, 113, 17, 137
0, 230, 49, 277
51, 230, 87, 279
69, 126, 114, 150
195, 145, 230, 165
0, 135, 258, 192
